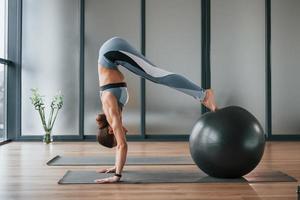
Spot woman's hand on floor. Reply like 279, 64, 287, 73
96, 167, 116, 173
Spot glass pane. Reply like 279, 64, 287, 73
271, 0, 300, 135
211, 0, 265, 129
0, 64, 6, 142
0, 0, 6, 57
84, 0, 141, 135
21, 0, 80, 135
145, 0, 201, 135
0, 0, 7, 142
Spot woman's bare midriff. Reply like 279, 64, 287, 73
98, 65, 125, 86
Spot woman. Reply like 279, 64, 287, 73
95, 37, 218, 183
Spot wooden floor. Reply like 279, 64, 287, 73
0, 141, 300, 200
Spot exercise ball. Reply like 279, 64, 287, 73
189, 106, 265, 178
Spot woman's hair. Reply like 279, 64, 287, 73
97, 126, 116, 148
96, 113, 109, 129
96, 113, 116, 148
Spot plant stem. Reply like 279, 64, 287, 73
38, 108, 47, 131
50, 108, 59, 130
48, 107, 54, 129
42, 109, 48, 130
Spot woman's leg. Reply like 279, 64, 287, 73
99, 37, 209, 102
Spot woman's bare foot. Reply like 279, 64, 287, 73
202, 89, 218, 112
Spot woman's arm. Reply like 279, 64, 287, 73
110, 111, 128, 175
95, 93, 127, 183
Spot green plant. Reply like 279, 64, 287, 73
30, 88, 63, 138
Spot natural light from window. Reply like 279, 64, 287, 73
0, 0, 7, 142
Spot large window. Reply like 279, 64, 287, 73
145, 0, 202, 135
211, 0, 265, 130
271, 0, 300, 135
10, 0, 300, 140
21, 0, 81, 136
84, 0, 141, 136
0, 0, 7, 142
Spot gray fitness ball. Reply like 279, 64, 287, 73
189, 106, 265, 178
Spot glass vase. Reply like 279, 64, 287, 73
43, 130, 53, 144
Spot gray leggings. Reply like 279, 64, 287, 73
98, 37, 206, 101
